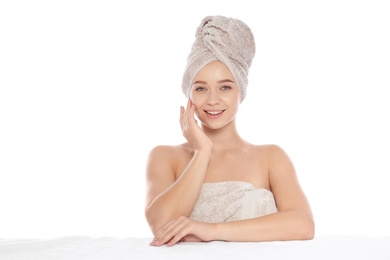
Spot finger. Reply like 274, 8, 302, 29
153, 217, 191, 247
180, 106, 184, 119
185, 99, 192, 115
185, 100, 192, 123
187, 103, 196, 126
190, 103, 196, 115
167, 229, 188, 247
151, 219, 181, 246
185, 99, 192, 118
166, 222, 192, 247
180, 106, 185, 127
158, 222, 187, 246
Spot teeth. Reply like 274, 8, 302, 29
207, 111, 222, 115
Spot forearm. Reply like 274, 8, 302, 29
214, 210, 315, 242
146, 149, 211, 233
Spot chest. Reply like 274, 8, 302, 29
204, 150, 269, 188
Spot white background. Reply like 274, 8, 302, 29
1, 0, 389, 239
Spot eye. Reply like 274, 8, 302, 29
221, 85, 232, 90
195, 86, 206, 91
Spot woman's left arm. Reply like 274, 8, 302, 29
150, 145, 314, 246
214, 145, 315, 242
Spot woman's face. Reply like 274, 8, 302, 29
190, 61, 241, 130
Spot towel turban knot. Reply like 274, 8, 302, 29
182, 15, 256, 102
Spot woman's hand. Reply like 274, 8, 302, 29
149, 216, 216, 247
180, 99, 212, 151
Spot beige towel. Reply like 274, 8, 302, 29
182, 15, 256, 102
190, 181, 277, 223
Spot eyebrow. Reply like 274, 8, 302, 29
193, 79, 235, 85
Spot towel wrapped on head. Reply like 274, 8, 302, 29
182, 15, 256, 102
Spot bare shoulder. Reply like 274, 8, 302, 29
252, 144, 295, 176
146, 143, 193, 178
252, 144, 290, 160
147, 144, 177, 160
147, 143, 192, 163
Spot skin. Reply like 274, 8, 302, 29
145, 61, 315, 247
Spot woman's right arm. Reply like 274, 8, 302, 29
145, 100, 212, 235
144, 146, 211, 235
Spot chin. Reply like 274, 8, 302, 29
199, 116, 235, 130
202, 121, 229, 130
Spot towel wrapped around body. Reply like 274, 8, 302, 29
190, 181, 278, 223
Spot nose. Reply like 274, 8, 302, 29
206, 89, 220, 105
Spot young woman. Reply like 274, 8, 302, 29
145, 15, 314, 247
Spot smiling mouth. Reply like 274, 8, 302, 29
204, 110, 225, 115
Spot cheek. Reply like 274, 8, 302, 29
189, 94, 203, 107
220, 94, 240, 105
189, 97, 203, 116
192, 106, 203, 121
231, 91, 241, 106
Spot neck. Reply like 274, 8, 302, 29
201, 120, 244, 152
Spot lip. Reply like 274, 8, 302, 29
204, 110, 225, 119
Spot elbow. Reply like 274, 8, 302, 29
144, 207, 159, 236
145, 206, 177, 236
297, 217, 315, 240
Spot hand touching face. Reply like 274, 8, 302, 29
180, 99, 212, 151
